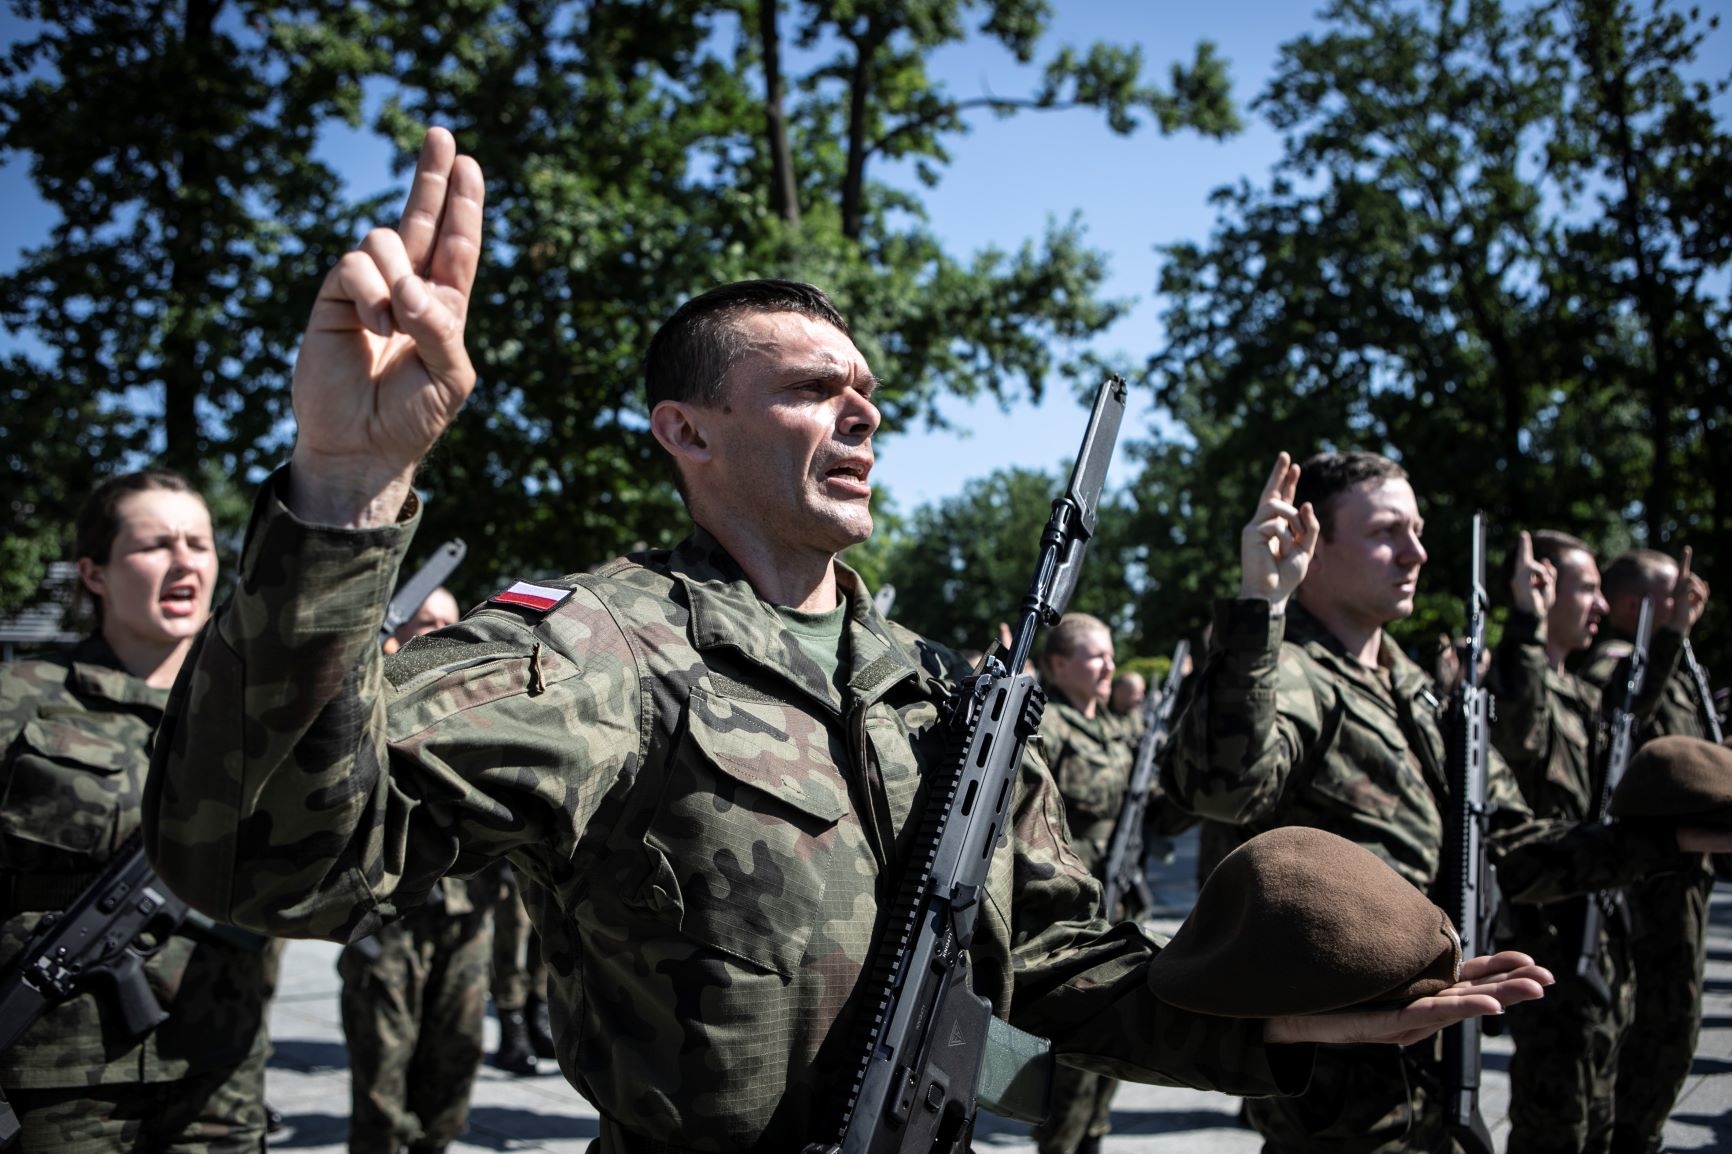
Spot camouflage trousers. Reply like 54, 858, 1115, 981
1244, 1042, 1459, 1154
489, 880, 547, 1012
1029, 1063, 1117, 1154
3, 1040, 267, 1154
1504, 933, 1634, 1154
1609, 863, 1712, 1154
339, 905, 493, 1153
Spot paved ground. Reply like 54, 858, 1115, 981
262, 829, 1732, 1152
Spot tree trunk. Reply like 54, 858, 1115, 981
756, 0, 800, 229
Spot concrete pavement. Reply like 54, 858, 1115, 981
260, 828, 1732, 1152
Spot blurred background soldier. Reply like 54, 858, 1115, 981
0, 471, 271, 1153
487, 866, 554, 1076
1490, 530, 1627, 1154
1108, 670, 1146, 719
338, 586, 494, 1154
1579, 548, 1716, 1154
1032, 611, 1131, 1154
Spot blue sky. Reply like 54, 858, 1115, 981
4, 2, 1729, 513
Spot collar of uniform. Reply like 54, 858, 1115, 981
66, 635, 169, 711
667, 527, 922, 713
1283, 603, 1430, 702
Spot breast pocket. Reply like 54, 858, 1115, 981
0, 718, 136, 856
1308, 697, 1413, 824
642, 688, 850, 977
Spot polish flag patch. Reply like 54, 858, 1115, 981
489, 581, 571, 614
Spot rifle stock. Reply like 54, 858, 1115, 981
1438, 513, 1495, 1154
1101, 639, 1190, 917
806, 376, 1127, 1154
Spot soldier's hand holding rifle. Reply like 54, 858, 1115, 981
287, 127, 485, 529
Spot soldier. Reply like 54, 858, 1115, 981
1578, 548, 1716, 1154
1489, 530, 1628, 1154
1032, 612, 1130, 1154
487, 865, 553, 1076
1109, 670, 1146, 719
1162, 452, 1731, 1153
338, 586, 494, 1154
0, 471, 271, 1153
144, 128, 1552, 1150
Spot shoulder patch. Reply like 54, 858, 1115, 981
489, 580, 573, 614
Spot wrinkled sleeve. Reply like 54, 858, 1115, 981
1161, 599, 1321, 826
1005, 741, 1311, 1098
144, 468, 639, 942
1488, 610, 1551, 792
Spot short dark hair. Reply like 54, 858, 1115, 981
644, 279, 851, 411
1602, 549, 1677, 602
74, 469, 202, 625
1292, 452, 1409, 540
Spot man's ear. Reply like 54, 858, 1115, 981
650, 400, 713, 468
76, 556, 106, 600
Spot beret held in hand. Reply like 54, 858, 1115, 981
1610, 735, 1732, 828
1146, 826, 1461, 1018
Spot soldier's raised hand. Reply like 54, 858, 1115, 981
1239, 452, 1320, 614
288, 127, 485, 527
1668, 547, 1709, 635
1509, 531, 1556, 619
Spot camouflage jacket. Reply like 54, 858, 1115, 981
1488, 611, 1626, 976
0, 637, 269, 1088
1160, 599, 1682, 905
146, 473, 1303, 1152
1039, 698, 1135, 876
1580, 628, 1714, 744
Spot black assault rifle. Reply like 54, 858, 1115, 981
1576, 596, 1654, 1005
1437, 512, 1496, 1154
1101, 639, 1190, 918
0, 832, 192, 1147
805, 376, 1127, 1154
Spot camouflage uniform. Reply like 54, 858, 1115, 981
1489, 610, 1633, 1154
1580, 627, 1718, 1154
145, 476, 1311, 1153
1161, 600, 1689, 1154
1030, 700, 1132, 1154
0, 637, 270, 1154
339, 876, 493, 1153
490, 871, 548, 1015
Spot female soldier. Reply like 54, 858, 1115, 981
0, 470, 271, 1153
1029, 611, 1130, 1154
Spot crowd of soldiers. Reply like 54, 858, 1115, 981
2, 124, 1728, 1154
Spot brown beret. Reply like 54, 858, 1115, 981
1146, 826, 1461, 1018
1610, 736, 1732, 828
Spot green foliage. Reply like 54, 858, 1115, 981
1122, 0, 1730, 663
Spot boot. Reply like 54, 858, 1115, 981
528, 995, 557, 1059
491, 1007, 538, 1075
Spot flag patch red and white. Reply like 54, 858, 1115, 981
489, 581, 571, 613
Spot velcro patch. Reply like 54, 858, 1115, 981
489, 580, 572, 614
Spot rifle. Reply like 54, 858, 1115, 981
806, 376, 1127, 1154
1101, 638, 1191, 918
379, 538, 468, 644
1576, 596, 1654, 1005
1437, 513, 1496, 1154
0, 832, 193, 1146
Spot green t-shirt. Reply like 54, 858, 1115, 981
774, 600, 850, 701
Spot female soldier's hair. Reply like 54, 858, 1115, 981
74, 469, 202, 625
1041, 612, 1111, 668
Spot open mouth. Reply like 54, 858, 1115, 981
824, 459, 873, 494
160, 585, 201, 617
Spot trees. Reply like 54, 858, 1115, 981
0, 0, 375, 608
1125, 0, 1729, 658
3, 0, 1240, 609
